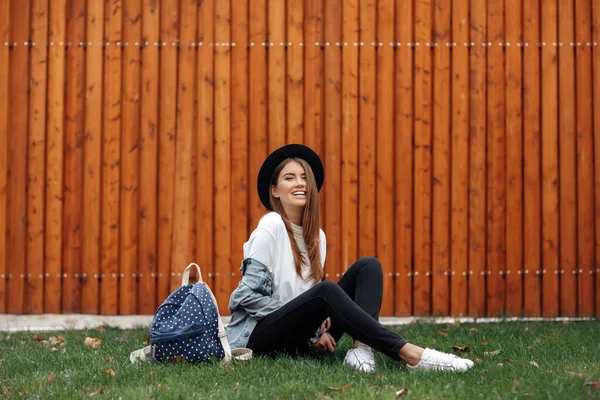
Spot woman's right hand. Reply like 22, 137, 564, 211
311, 332, 336, 353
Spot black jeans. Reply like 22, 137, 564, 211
247, 257, 407, 361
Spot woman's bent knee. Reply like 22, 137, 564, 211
358, 256, 383, 273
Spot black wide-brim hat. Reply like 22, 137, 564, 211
257, 144, 324, 210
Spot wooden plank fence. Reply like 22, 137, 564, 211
0, 0, 598, 317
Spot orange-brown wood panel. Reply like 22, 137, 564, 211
413, 0, 433, 316
0, 0, 9, 313
119, 0, 142, 314
101, 0, 122, 315
157, 0, 178, 303
468, 0, 487, 317
486, 0, 506, 317
268, 0, 286, 151
171, 0, 197, 291
324, 0, 342, 282
432, 0, 451, 316
197, 0, 215, 291
558, 0, 577, 317
81, 0, 104, 315
394, 0, 414, 317
358, 0, 376, 260
574, 0, 594, 317
523, 0, 542, 317
541, 0, 559, 317
26, 0, 48, 314
249, 0, 268, 230
214, 0, 232, 310
376, 0, 395, 316
137, 0, 159, 314
286, 0, 304, 144
304, 0, 323, 159
231, 0, 249, 288
44, 0, 66, 314
593, 0, 600, 318
63, 0, 86, 314
7, 0, 31, 313
450, 0, 469, 317
341, 0, 359, 276
505, 0, 524, 317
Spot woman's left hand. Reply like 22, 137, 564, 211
311, 332, 336, 353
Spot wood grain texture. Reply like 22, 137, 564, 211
0, 0, 9, 313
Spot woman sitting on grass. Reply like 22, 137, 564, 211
225, 144, 474, 373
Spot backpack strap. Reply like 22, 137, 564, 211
183, 263, 253, 363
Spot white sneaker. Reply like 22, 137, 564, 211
407, 348, 474, 372
344, 343, 375, 373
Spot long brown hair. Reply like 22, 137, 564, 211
269, 158, 324, 282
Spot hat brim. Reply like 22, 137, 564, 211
257, 144, 324, 211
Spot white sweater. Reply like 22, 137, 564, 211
243, 212, 327, 306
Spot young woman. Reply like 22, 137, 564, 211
226, 144, 474, 372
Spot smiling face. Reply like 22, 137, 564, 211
270, 160, 308, 216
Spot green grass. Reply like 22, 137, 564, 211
1, 321, 599, 399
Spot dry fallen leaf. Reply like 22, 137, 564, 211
103, 368, 116, 378
49, 336, 65, 345
34, 334, 44, 342
566, 370, 588, 378
475, 358, 483, 364
480, 337, 488, 345
368, 385, 384, 390
501, 358, 515, 363
316, 392, 332, 400
232, 383, 240, 391
438, 331, 448, 336
376, 374, 388, 381
530, 361, 539, 368
97, 325, 106, 332
105, 356, 115, 362
88, 388, 104, 397
84, 337, 102, 349
146, 370, 156, 376
585, 382, 600, 390
527, 346, 533, 350
484, 349, 501, 356
497, 363, 503, 367
47, 374, 55, 384
327, 383, 352, 392
469, 327, 478, 333
396, 387, 408, 397
0, 360, 2, 367
115, 337, 128, 343
2, 385, 10, 395
157, 384, 162, 390
510, 380, 519, 387
452, 346, 471, 353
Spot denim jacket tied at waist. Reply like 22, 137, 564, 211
225, 258, 283, 349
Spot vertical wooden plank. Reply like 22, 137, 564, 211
486, 0, 506, 317
358, 0, 376, 259
575, 0, 594, 317
413, 0, 433, 316
325, 0, 342, 283
593, 0, 600, 318
82, 0, 103, 315
505, 0, 524, 317
157, 0, 178, 304
119, 0, 141, 314
394, 0, 413, 316
249, 0, 267, 229
432, 0, 451, 316
468, 0, 487, 317
214, 0, 231, 310
26, 0, 48, 314
268, 0, 286, 151
0, 0, 9, 313
286, 0, 304, 144
171, 0, 197, 291
558, 0, 577, 317
376, 0, 394, 315
450, 0, 469, 317
44, 0, 66, 314
341, 0, 358, 275
138, 0, 159, 314
231, 0, 249, 293
523, 0, 542, 317
304, 0, 323, 156
541, 0, 559, 317
197, 0, 214, 291
101, 0, 122, 315
7, 0, 31, 313
63, 0, 86, 314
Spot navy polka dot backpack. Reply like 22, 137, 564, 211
133, 263, 252, 364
